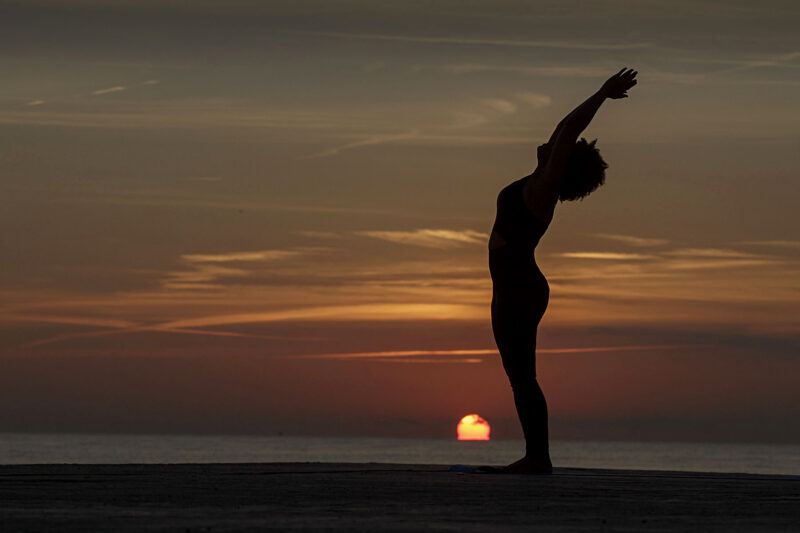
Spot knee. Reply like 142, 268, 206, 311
507, 373, 538, 392
503, 358, 536, 390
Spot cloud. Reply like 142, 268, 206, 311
3, 314, 137, 329
92, 86, 126, 95
311, 89, 549, 155
480, 98, 517, 114
441, 64, 614, 77
715, 51, 800, 75
24, 100, 45, 107
142, 79, 160, 85
294, 30, 651, 51
182, 250, 302, 263
307, 130, 419, 158
56, 189, 444, 220
661, 259, 776, 271
373, 358, 483, 364
296, 230, 343, 240
738, 240, 800, 249
439, 61, 800, 87
158, 303, 481, 329
162, 249, 304, 289
662, 248, 762, 258
9, 313, 320, 349
594, 233, 670, 247
296, 349, 498, 360
3, 89, 545, 154
515, 92, 553, 109
163, 265, 249, 288
293, 344, 680, 360
357, 229, 488, 248
558, 252, 656, 260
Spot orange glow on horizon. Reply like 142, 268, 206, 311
457, 414, 490, 440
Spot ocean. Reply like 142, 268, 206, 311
1, 434, 797, 475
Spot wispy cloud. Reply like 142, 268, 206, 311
17, 78, 157, 113
448, 62, 699, 86
296, 230, 344, 240
715, 51, 800, 75
440, 64, 614, 77
294, 30, 651, 51
480, 98, 517, 114
163, 249, 304, 289
515, 92, 553, 109
182, 250, 302, 263
55, 189, 454, 220
738, 240, 800, 249
662, 248, 762, 259
0, 101, 375, 130
6, 313, 319, 349
5, 88, 547, 155
3, 313, 138, 329
92, 86, 126, 95
162, 264, 248, 289
296, 349, 498, 360
307, 130, 419, 158
593, 234, 670, 247
158, 303, 481, 329
661, 259, 776, 271
357, 229, 487, 248
439, 60, 800, 86
446, 91, 551, 130
373, 357, 483, 364
558, 252, 656, 260
293, 344, 680, 361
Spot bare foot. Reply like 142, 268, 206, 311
503, 456, 553, 474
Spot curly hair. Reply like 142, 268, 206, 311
559, 138, 608, 202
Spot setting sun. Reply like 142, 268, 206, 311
457, 414, 491, 441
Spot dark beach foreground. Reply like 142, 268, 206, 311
1, 463, 798, 531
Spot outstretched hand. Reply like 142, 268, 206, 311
601, 68, 638, 99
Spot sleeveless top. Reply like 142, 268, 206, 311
490, 176, 549, 255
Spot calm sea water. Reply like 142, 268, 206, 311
0, 434, 797, 475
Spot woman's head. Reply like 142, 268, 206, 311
539, 138, 607, 202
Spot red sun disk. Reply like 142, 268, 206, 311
457, 414, 490, 440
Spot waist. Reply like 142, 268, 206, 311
489, 245, 543, 280
489, 241, 537, 260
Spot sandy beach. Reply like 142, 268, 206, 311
1, 463, 798, 531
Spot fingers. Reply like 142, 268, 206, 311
606, 68, 638, 98
619, 69, 638, 91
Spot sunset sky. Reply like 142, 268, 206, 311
1, 0, 799, 443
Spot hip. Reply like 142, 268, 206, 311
490, 255, 548, 291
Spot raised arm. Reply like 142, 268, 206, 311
550, 68, 637, 171
525, 68, 637, 219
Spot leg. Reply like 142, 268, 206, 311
507, 376, 552, 473
492, 293, 552, 473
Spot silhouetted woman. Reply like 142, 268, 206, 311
490, 68, 638, 473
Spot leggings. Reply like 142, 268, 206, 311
490, 247, 550, 460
